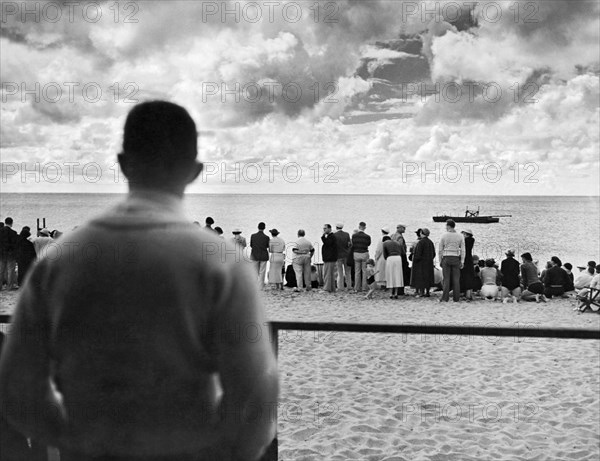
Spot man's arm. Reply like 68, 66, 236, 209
211, 263, 278, 461
438, 236, 445, 265
0, 260, 65, 444
459, 235, 465, 268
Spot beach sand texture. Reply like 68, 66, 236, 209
1, 289, 599, 460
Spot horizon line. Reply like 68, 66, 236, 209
2, 192, 600, 198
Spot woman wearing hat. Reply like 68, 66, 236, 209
267, 229, 285, 290
410, 228, 436, 297
374, 226, 390, 289
459, 228, 476, 300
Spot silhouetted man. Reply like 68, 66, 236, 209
0, 101, 278, 461
250, 222, 270, 289
0, 217, 18, 290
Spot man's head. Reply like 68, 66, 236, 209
445, 219, 456, 231
214, 226, 223, 236
396, 224, 406, 234
4, 217, 13, 227
588, 261, 597, 274
205, 217, 214, 226
297, 229, 306, 237
358, 222, 366, 231
563, 262, 573, 272
336, 223, 344, 230
521, 252, 532, 262
551, 256, 562, 267
118, 101, 203, 195
323, 224, 332, 234
258, 222, 266, 231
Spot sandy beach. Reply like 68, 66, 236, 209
1, 289, 599, 460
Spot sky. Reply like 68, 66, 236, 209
1, 0, 599, 195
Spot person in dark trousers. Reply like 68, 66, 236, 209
0, 217, 18, 290
334, 223, 351, 291
0, 101, 278, 461
321, 224, 338, 292
352, 222, 371, 292
459, 229, 476, 300
16, 226, 37, 286
250, 222, 270, 289
410, 228, 436, 297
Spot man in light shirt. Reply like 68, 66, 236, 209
292, 229, 314, 292
438, 219, 465, 302
0, 101, 278, 461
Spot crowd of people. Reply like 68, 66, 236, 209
182, 217, 599, 307
0, 218, 63, 290
3, 214, 598, 307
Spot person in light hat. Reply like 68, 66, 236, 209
501, 249, 521, 303
334, 223, 352, 290
374, 226, 391, 289
230, 227, 247, 248
27, 227, 54, 260
460, 228, 476, 300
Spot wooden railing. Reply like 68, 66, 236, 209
1, 315, 599, 460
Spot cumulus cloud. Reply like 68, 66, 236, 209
0, 0, 598, 194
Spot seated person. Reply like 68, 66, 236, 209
562, 262, 575, 292
542, 256, 570, 298
310, 265, 319, 289
577, 265, 600, 299
500, 249, 521, 303
473, 258, 484, 293
285, 264, 297, 288
480, 259, 501, 300
574, 261, 596, 290
520, 252, 547, 302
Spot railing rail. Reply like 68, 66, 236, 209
1, 315, 599, 461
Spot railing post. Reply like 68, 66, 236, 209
263, 323, 279, 461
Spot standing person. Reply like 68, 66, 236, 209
28, 228, 54, 259
250, 222, 270, 289
334, 223, 351, 291
204, 216, 215, 232
410, 228, 436, 297
439, 219, 465, 302
0, 101, 278, 461
352, 222, 371, 292
459, 229, 476, 300
500, 249, 521, 303
392, 224, 410, 290
383, 236, 404, 299
346, 230, 358, 288
292, 229, 314, 292
0, 217, 18, 290
520, 252, 546, 302
321, 224, 338, 292
231, 228, 247, 248
268, 229, 285, 290
16, 226, 36, 287
374, 226, 390, 289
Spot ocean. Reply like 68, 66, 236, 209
1, 193, 599, 267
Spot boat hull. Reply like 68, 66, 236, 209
432, 216, 500, 223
